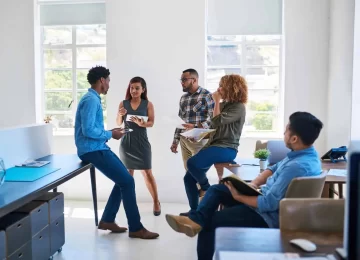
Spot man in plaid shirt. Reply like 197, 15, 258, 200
170, 68, 214, 216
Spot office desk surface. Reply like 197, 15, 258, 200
215, 228, 343, 258
0, 154, 91, 218
223, 158, 347, 183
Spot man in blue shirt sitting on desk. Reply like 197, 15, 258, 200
74, 66, 159, 239
165, 111, 323, 259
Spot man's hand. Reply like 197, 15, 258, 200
248, 182, 259, 189
224, 181, 241, 201
112, 129, 126, 140
212, 91, 222, 103
182, 123, 195, 130
170, 143, 178, 153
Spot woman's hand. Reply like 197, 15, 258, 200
212, 91, 222, 103
118, 107, 127, 116
130, 116, 145, 126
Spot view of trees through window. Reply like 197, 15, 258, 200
206, 35, 281, 134
42, 25, 107, 133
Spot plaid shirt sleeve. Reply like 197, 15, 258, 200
172, 106, 183, 145
201, 94, 215, 129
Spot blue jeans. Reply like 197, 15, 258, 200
184, 146, 237, 211
80, 150, 143, 232
189, 184, 269, 260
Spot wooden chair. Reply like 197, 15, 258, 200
285, 171, 327, 198
280, 198, 344, 233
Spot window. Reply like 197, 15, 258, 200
41, 24, 107, 134
206, 35, 282, 136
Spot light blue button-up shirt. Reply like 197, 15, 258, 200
255, 146, 321, 228
74, 88, 112, 157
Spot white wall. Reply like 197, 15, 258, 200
0, 0, 37, 128
283, 0, 330, 153
327, 0, 354, 148
352, 0, 360, 140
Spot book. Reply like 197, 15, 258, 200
180, 128, 216, 142
126, 114, 148, 122
15, 160, 50, 168
220, 170, 262, 196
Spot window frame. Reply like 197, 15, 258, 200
206, 35, 283, 137
41, 25, 106, 135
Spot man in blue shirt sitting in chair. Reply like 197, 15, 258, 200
165, 111, 323, 259
75, 66, 159, 239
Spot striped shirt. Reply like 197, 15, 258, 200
173, 87, 214, 144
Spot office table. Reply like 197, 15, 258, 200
215, 228, 343, 260
218, 159, 347, 198
0, 154, 99, 226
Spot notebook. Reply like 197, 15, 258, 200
5, 166, 61, 182
219, 170, 262, 196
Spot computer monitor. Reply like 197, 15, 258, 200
344, 141, 360, 259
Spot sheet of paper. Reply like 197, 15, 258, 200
327, 169, 347, 177
126, 114, 148, 122
180, 128, 215, 141
218, 251, 329, 260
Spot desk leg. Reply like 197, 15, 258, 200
53, 188, 57, 192
338, 183, 344, 199
321, 183, 330, 198
329, 183, 335, 198
90, 166, 99, 226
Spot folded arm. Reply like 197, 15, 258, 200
211, 103, 243, 128
201, 94, 215, 129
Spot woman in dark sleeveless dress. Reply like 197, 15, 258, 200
116, 77, 161, 216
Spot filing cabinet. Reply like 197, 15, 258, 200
36, 192, 64, 223
15, 201, 49, 236
50, 215, 65, 256
35, 192, 65, 257
15, 201, 51, 260
32, 226, 50, 260
0, 213, 31, 257
7, 241, 31, 260
0, 231, 5, 260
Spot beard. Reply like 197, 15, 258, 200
182, 83, 193, 92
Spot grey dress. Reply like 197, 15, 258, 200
119, 99, 152, 169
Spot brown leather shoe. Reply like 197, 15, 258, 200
165, 214, 202, 237
98, 221, 128, 233
129, 228, 159, 239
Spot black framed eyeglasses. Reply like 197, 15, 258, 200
180, 78, 195, 83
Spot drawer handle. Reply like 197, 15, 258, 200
39, 235, 43, 240
17, 224, 22, 228
56, 222, 59, 226
55, 198, 58, 202
18, 253, 23, 258
37, 209, 41, 213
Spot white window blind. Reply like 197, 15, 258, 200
207, 0, 282, 35
40, 2, 106, 26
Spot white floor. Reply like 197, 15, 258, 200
53, 200, 197, 260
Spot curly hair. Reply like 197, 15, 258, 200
219, 74, 248, 103
87, 66, 110, 85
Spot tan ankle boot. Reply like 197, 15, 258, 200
165, 214, 202, 237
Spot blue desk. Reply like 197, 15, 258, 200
0, 154, 99, 226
